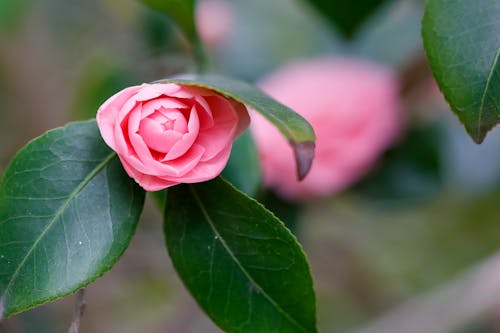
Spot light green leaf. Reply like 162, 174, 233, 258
156, 74, 316, 180
422, 0, 500, 143
164, 177, 317, 333
0, 120, 145, 319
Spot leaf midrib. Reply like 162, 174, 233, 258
0, 152, 116, 304
189, 184, 309, 333
477, 45, 500, 136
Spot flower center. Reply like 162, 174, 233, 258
139, 108, 189, 153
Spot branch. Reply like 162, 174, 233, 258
67, 289, 86, 333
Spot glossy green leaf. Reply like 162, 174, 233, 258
222, 130, 262, 196
306, 0, 390, 38
0, 120, 145, 319
164, 177, 317, 333
156, 74, 316, 180
138, 0, 197, 42
422, 0, 500, 143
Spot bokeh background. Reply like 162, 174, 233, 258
2, 0, 500, 332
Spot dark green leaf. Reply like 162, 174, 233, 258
306, 0, 390, 38
0, 120, 145, 319
156, 74, 316, 180
140, 8, 176, 52
164, 177, 317, 333
222, 130, 262, 196
422, 0, 500, 143
138, 0, 197, 42
257, 190, 301, 234
352, 123, 444, 200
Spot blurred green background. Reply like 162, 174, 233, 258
2, 0, 500, 332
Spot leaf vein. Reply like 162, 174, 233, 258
189, 185, 309, 332
0, 152, 116, 302
477, 45, 500, 136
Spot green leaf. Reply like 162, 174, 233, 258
156, 74, 316, 180
305, 0, 390, 38
257, 191, 301, 234
164, 177, 317, 333
422, 0, 500, 143
138, 0, 197, 42
352, 124, 444, 200
0, 120, 145, 319
222, 130, 262, 196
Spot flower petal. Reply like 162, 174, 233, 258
119, 156, 179, 191
134, 83, 183, 102
141, 97, 188, 119
138, 117, 183, 153
96, 85, 141, 149
162, 106, 200, 161
176, 143, 232, 182
196, 95, 239, 161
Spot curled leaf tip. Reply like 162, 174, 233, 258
472, 134, 486, 145
469, 125, 490, 144
290, 141, 315, 181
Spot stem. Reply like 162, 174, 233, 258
67, 289, 86, 333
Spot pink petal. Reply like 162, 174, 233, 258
119, 156, 178, 191
116, 96, 141, 126
229, 99, 250, 138
114, 103, 142, 157
170, 85, 212, 98
138, 117, 183, 153
171, 112, 188, 132
159, 143, 205, 177
196, 95, 240, 161
176, 143, 232, 182
96, 85, 141, 149
192, 95, 214, 130
134, 83, 182, 102
121, 143, 204, 178
141, 97, 188, 119
196, 122, 235, 161
162, 106, 200, 161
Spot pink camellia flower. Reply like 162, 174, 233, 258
251, 58, 401, 201
97, 83, 250, 191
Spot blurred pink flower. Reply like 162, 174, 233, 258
196, 0, 234, 48
251, 57, 402, 201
